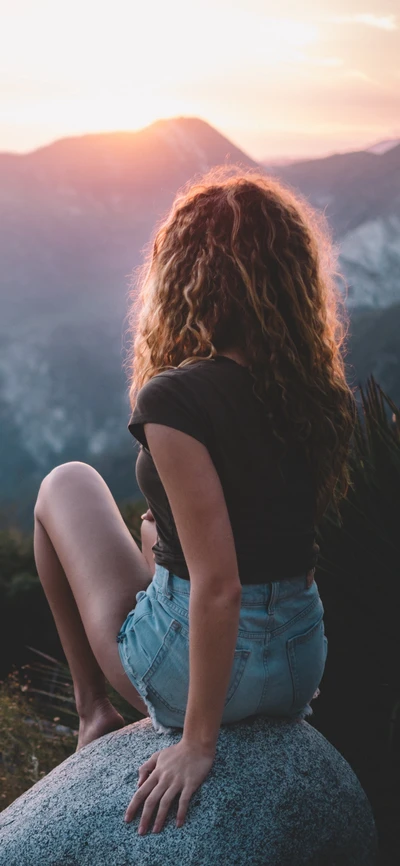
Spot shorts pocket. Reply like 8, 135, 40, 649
143, 619, 250, 718
142, 619, 187, 716
224, 649, 251, 710
287, 616, 327, 714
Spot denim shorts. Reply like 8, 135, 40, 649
116, 563, 328, 735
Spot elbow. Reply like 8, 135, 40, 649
191, 574, 242, 606
225, 581, 242, 605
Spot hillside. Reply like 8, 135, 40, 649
265, 144, 400, 309
0, 116, 399, 529
0, 117, 257, 326
0, 118, 258, 527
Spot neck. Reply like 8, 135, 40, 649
216, 349, 249, 368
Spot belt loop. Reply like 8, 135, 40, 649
156, 564, 167, 595
165, 568, 173, 600
267, 581, 279, 615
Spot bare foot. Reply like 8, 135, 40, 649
76, 697, 125, 752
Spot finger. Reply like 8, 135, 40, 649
152, 785, 181, 834
137, 768, 153, 787
138, 752, 160, 784
176, 786, 193, 828
124, 772, 159, 823
138, 754, 158, 785
137, 774, 148, 787
138, 782, 168, 835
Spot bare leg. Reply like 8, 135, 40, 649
33, 461, 156, 750
34, 517, 128, 748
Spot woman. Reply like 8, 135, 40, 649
33, 167, 357, 836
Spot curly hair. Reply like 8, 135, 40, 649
124, 164, 357, 525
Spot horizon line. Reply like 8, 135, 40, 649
0, 114, 397, 165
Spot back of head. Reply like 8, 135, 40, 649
125, 165, 357, 525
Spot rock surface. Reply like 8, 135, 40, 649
0, 715, 378, 866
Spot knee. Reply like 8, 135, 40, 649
34, 461, 98, 520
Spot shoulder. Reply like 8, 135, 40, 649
137, 361, 214, 401
128, 363, 212, 449
135, 366, 195, 403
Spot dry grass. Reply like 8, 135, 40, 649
0, 668, 77, 810
0, 653, 144, 812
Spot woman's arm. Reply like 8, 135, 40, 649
124, 423, 242, 833
182, 573, 241, 750
144, 422, 242, 749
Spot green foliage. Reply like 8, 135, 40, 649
0, 495, 146, 811
313, 375, 400, 863
0, 668, 76, 809
316, 375, 400, 679
22, 647, 143, 729
0, 526, 36, 586
324, 373, 400, 543
1, 384, 399, 856
0, 497, 147, 679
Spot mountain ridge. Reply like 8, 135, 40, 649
0, 117, 258, 169
0, 115, 399, 526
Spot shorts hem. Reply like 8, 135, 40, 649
117, 639, 175, 735
290, 687, 321, 721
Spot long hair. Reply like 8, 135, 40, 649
124, 165, 357, 525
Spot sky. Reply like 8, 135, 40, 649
1, 0, 399, 161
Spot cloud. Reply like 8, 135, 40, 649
327, 14, 397, 31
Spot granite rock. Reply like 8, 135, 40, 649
0, 715, 378, 866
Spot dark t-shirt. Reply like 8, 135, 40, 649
128, 355, 319, 584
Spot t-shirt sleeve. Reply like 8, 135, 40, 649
127, 372, 208, 450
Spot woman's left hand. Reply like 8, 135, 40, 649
124, 740, 215, 834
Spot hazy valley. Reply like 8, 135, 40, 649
1, 117, 399, 529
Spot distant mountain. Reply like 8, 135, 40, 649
266, 144, 400, 309
366, 138, 400, 155
0, 116, 399, 530
346, 303, 400, 409
262, 156, 312, 167
0, 117, 257, 326
0, 118, 258, 527
262, 138, 400, 165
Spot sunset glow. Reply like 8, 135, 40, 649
1, 0, 399, 160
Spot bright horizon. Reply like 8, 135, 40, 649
1, 0, 399, 162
